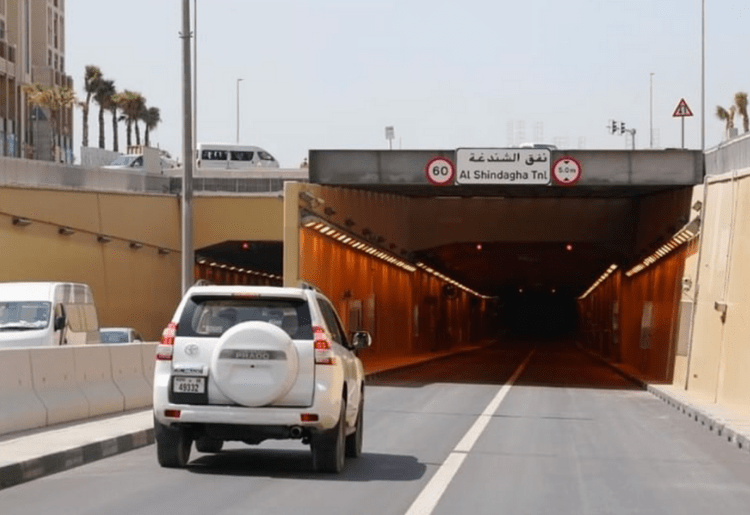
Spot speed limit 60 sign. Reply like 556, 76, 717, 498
425, 157, 456, 186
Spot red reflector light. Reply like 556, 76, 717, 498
300, 414, 319, 422
164, 410, 181, 418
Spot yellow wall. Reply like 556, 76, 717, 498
193, 196, 284, 247
687, 171, 750, 407
0, 187, 285, 341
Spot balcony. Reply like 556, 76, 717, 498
0, 41, 17, 78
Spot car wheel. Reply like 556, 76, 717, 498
195, 437, 223, 454
312, 399, 346, 473
154, 417, 192, 468
345, 398, 364, 458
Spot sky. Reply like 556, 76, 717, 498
66, 0, 750, 168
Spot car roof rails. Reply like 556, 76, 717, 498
193, 279, 214, 287
299, 281, 322, 292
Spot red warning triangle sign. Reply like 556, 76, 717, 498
673, 98, 693, 117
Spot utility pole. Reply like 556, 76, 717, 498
181, 0, 195, 294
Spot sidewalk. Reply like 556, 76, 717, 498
0, 346, 482, 491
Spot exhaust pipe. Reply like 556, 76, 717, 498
289, 426, 303, 438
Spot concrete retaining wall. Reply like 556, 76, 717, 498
0, 342, 157, 437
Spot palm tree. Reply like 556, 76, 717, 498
79, 65, 102, 148
734, 92, 749, 133
142, 106, 161, 147
22, 83, 77, 161
108, 91, 125, 152
716, 105, 736, 139
118, 90, 146, 148
93, 79, 115, 150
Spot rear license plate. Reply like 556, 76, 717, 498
173, 376, 206, 394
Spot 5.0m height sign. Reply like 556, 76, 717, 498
425, 157, 456, 186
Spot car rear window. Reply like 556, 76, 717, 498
177, 296, 313, 340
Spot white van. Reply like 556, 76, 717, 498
0, 282, 101, 348
196, 143, 280, 170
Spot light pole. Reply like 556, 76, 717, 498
180, 0, 195, 294
701, 0, 705, 151
650, 72, 654, 148
236, 78, 243, 144
193, 0, 197, 160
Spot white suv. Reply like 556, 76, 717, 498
153, 283, 372, 473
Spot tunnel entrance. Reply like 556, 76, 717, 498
289, 148, 702, 380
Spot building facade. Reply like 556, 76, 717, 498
0, 0, 73, 162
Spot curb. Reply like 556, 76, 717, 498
0, 427, 154, 491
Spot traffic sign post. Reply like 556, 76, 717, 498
673, 98, 693, 149
425, 156, 456, 186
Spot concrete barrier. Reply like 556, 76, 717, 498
109, 344, 152, 410
73, 345, 124, 417
0, 349, 47, 435
140, 343, 157, 387
29, 347, 90, 425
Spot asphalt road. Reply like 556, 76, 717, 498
3, 340, 750, 515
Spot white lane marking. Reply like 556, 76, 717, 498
404, 351, 534, 515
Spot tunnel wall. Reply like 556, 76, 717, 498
579, 248, 686, 383
0, 186, 286, 341
0, 186, 182, 341
299, 228, 489, 365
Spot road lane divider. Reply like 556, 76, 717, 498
29, 347, 90, 426
109, 344, 152, 410
0, 348, 47, 435
73, 345, 125, 416
404, 350, 535, 515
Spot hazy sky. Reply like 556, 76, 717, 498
66, 0, 750, 168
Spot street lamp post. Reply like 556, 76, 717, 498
180, 0, 195, 294
236, 78, 243, 144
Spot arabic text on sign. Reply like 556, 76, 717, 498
456, 148, 551, 185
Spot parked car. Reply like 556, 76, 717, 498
100, 327, 143, 344
152, 283, 372, 473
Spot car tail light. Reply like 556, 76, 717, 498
164, 409, 181, 418
300, 413, 319, 422
313, 325, 336, 365
156, 322, 178, 361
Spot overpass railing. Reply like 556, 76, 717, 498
705, 132, 750, 175
0, 157, 308, 195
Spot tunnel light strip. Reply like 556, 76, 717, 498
302, 216, 491, 299
302, 217, 417, 273
624, 217, 700, 278
196, 258, 283, 281
415, 262, 491, 299
578, 264, 619, 300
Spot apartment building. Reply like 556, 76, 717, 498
0, 0, 73, 162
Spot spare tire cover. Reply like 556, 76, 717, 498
210, 321, 299, 407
